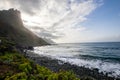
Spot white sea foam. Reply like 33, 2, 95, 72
34, 44, 120, 77
56, 57, 120, 77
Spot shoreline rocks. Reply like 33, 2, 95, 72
26, 51, 120, 80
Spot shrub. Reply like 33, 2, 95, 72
19, 63, 32, 73
57, 71, 80, 80
0, 37, 16, 54
47, 73, 58, 80
0, 53, 13, 63
36, 64, 52, 75
4, 72, 27, 80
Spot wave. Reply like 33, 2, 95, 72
34, 43, 120, 77
78, 55, 120, 62
56, 57, 120, 77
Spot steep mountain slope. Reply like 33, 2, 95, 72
0, 9, 49, 46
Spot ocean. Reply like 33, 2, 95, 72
33, 42, 120, 77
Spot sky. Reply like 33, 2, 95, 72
0, 0, 120, 43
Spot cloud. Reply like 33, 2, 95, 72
0, 0, 41, 15
0, 0, 102, 43
27, 25, 61, 39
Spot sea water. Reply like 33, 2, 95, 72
34, 42, 120, 77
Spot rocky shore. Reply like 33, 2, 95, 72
26, 51, 120, 80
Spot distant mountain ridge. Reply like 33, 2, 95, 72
0, 9, 49, 46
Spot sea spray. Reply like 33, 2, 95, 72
34, 42, 120, 77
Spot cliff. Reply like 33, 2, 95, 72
0, 9, 49, 46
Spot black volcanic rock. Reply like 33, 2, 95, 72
0, 9, 49, 46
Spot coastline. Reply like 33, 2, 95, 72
26, 51, 120, 80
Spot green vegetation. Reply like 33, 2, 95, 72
0, 38, 96, 80
0, 38, 80, 80
0, 52, 80, 80
0, 37, 16, 54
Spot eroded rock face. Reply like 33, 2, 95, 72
0, 9, 49, 46
0, 9, 22, 27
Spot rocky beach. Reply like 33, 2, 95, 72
26, 51, 120, 80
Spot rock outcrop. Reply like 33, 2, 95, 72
0, 9, 49, 46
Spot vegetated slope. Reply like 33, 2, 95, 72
0, 39, 80, 80
0, 9, 49, 46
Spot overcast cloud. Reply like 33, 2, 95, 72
0, 0, 102, 43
